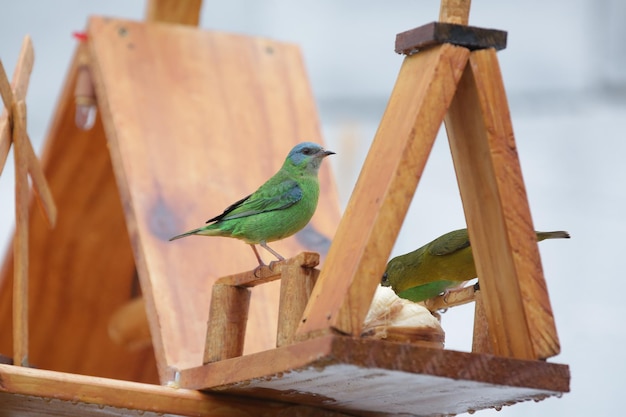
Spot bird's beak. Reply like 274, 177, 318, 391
318, 149, 335, 157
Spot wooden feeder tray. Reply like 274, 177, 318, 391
0, 1, 570, 415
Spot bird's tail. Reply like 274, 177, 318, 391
169, 226, 221, 241
536, 230, 571, 241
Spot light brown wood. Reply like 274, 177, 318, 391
108, 297, 153, 351
472, 290, 493, 354
439, 0, 471, 25
86, 17, 341, 380
445, 48, 558, 360
277, 260, 319, 347
12, 100, 29, 366
0, 46, 159, 383
181, 334, 569, 416
0, 37, 56, 226
204, 284, 250, 363
216, 252, 320, 288
297, 44, 470, 339
0, 364, 349, 417
145, 0, 203, 25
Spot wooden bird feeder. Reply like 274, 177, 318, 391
0, 0, 570, 416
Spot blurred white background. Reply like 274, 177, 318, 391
1, 1, 624, 416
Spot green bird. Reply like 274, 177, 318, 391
381, 228, 570, 302
170, 142, 334, 267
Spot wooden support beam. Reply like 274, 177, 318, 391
423, 283, 477, 311
297, 44, 471, 340
145, 0, 203, 26
204, 284, 251, 363
445, 48, 559, 359
277, 261, 319, 347
11, 100, 29, 366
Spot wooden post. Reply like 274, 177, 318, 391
439, 0, 471, 25
445, 48, 559, 359
204, 284, 251, 364
296, 44, 470, 340
472, 290, 493, 354
277, 261, 319, 347
145, 0, 203, 26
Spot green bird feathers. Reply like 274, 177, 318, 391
170, 142, 335, 267
381, 228, 570, 302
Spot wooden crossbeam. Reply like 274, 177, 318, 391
0, 36, 56, 367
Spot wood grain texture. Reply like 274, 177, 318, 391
0, 46, 159, 383
12, 100, 29, 367
445, 48, 559, 359
0, 364, 350, 417
204, 284, 250, 363
180, 334, 569, 416
472, 290, 493, 354
87, 17, 341, 380
145, 0, 203, 26
276, 260, 319, 347
439, 0, 471, 25
297, 44, 470, 339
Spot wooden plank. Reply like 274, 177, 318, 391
86, 17, 341, 380
395, 22, 507, 55
445, 48, 559, 359
0, 364, 349, 417
0, 46, 158, 383
297, 44, 470, 339
12, 100, 29, 366
145, 0, 203, 26
423, 283, 477, 311
439, 0, 471, 25
180, 335, 569, 416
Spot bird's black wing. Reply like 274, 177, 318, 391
206, 194, 252, 224
206, 179, 302, 223
428, 228, 471, 256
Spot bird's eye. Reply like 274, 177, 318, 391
302, 148, 313, 155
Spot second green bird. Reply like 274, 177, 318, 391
170, 142, 334, 267
381, 228, 570, 302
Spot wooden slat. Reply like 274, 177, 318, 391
445, 48, 559, 359
180, 335, 569, 416
423, 283, 477, 311
296, 44, 470, 339
145, 0, 203, 26
0, 46, 158, 383
0, 364, 349, 417
86, 17, 341, 380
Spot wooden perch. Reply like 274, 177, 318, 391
205, 253, 320, 363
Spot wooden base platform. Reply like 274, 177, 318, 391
180, 334, 570, 416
